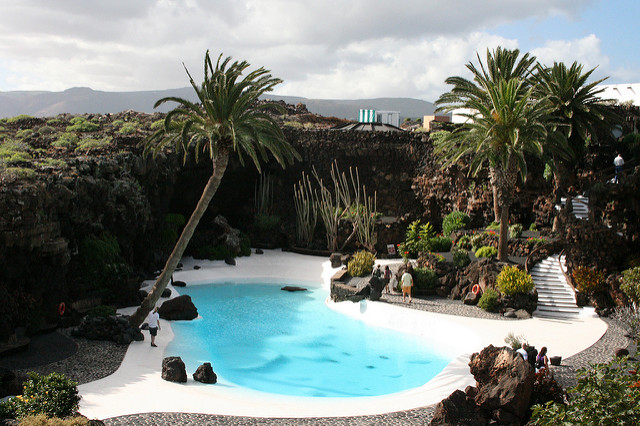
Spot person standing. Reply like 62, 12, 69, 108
383, 265, 392, 293
614, 153, 624, 184
147, 306, 161, 347
536, 346, 550, 374
516, 342, 528, 361
401, 268, 413, 303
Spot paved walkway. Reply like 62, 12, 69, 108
1, 251, 631, 425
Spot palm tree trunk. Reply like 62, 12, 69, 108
498, 204, 510, 261
129, 153, 230, 328
489, 168, 501, 222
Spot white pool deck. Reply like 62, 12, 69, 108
78, 250, 608, 420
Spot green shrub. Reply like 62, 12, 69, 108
509, 223, 523, 239
426, 235, 452, 252
402, 220, 435, 256
160, 213, 186, 247
470, 233, 488, 252
239, 233, 252, 257
75, 136, 112, 152
347, 250, 376, 277
118, 123, 137, 135
37, 158, 67, 169
442, 211, 470, 236
572, 266, 605, 295
14, 414, 90, 425
37, 125, 56, 136
197, 244, 233, 261
78, 232, 129, 298
150, 119, 164, 130
2, 167, 36, 181
543, 163, 554, 182
621, 266, 640, 305
478, 288, 499, 312
6, 114, 33, 123
622, 132, 640, 159
16, 128, 35, 139
283, 121, 304, 129
86, 305, 117, 318
10, 372, 80, 419
504, 332, 527, 349
51, 132, 79, 148
475, 245, 497, 258
496, 265, 534, 295
456, 235, 471, 250
526, 236, 546, 247
452, 246, 471, 267
486, 222, 500, 232
66, 117, 99, 132
413, 267, 438, 289
530, 356, 640, 425
46, 118, 63, 126
254, 213, 280, 232
529, 222, 538, 232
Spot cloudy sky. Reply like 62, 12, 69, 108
0, 0, 637, 102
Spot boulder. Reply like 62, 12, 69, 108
224, 257, 236, 266
214, 215, 242, 254
71, 315, 144, 344
161, 288, 172, 298
464, 291, 480, 305
172, 280, 187, 287
514, 309, 531, 319
193, 265, 201, 269
162, 356, 187, 383
255, 248, 264, 255
192, 362, 217, 384
158, 295, 198, 321
329, 252, 343, 268
429, 389, 486, 426
468, 345, 535, 422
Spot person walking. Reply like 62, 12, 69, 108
614, 153, 624, 184
383, 265, 392, 293
147, 306, 161, 347
401, 268, 413, 303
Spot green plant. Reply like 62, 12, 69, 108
442, 211, 470, 236
496, 265, 534, 295
14, 414, 90, 425
2, 167, 36, 181
78, 232, 129, 299
509, 223, 523, 239
37, 158, 67, 169
452, 246, 471, 267
37, 126, 56, 136
413, 267, 438, 289
347, 250, 376, 277
197, 244, 233, 260
46, 118, 63, 126
475, 245, 497, 258
470, 232, 489, 252
66, 117, 99, 132
424, 235, 451, 252
75, 136, 112, 153
504, 332, 527, 349
529, 222, 538, 231
5, 114, 33, 123
51, 132, 79, 148
118, 123, 137, 135
402, 219, 435, 256
293, 171, 317, 248
239, 233, 252, 257
478, 288, 499, 312
16, 128, 35, 138
254, 213, 280, 232
284, 121, 304, 129
530, 356, 640, 425
543, 162, 554, 182
456, 234, 471, 250
621, 266, 640, 305
486, 221, 500, 232
572, 266, 605, 295
11, 372, 80, 419
86, 305, 117, 318
526, 236, 546, 247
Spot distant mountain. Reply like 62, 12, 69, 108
0, 87, 436, 121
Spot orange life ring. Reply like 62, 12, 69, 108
472, 284, 480, 295
58, 302, 66, 316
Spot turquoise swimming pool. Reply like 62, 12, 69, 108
167, 279, 451, 397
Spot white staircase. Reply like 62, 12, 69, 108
532, 254, 582, 319
559, 195, 589, 220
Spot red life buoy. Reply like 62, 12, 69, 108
58, 302, 66, 316
472, 284, 480, 295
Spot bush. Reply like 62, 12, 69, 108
442, 211, 470, 237
530, 356, 640, 425
456, 235, 471, 250
478, 288, 499, 312
12, 372, 80, 419
496, 265, 534, 296
526, 237, 546, 247
572, 266, 605, 295
86, 305, 116, 318
486, 222, 500, 232
78, 232, 129, 299
118, 123, 137, 135
509, 223, 523, 239
504, 332, 527, 349
475, 246, 497, 258
14, 414, 89, 425
75, 136, 112, 152
254, 213, 280, 232
66, 117, 100, 132
197, 244, 233, 261
621, 266, 640, 305
402, 220, 435, 256
347, 250, 376, 277
51, 132, 79, 148
426, 235, 452, 252
452, 246, 471, 267
413, 267, 438, 289
529, 223, 538, 232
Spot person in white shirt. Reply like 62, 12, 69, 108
614, 153, 624, 184
401, 268, 413, 303
147, 306, 161, 347
516, 342, 528, 361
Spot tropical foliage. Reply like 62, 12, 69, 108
129, 50, 299, 327
496, 265, 534, 295
347, 250, 376, 277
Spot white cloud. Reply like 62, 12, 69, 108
0, 0, 631, 101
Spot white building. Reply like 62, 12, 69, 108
596, 83, 640, 106
359, 109, 400, 127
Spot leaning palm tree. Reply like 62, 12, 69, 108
129, 51, 300, 327
437, 47, 537, 222
533, 61, 619, 200
435, 48, 548, 261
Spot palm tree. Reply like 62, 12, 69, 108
533, 61, 619, 201
437, 47, 537, 222
129, 51, 300, 327
435, 48, 548, 261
